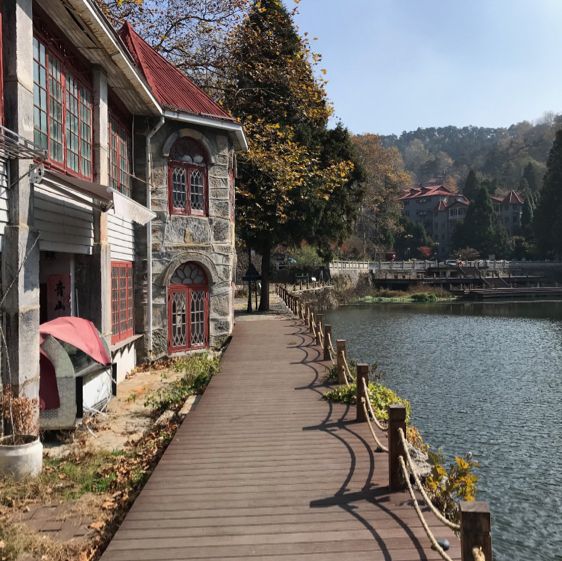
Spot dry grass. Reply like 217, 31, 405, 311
0, 518, 83, 561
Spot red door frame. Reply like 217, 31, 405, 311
167, 284, 209, 354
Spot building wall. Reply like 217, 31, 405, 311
34, 179, 95, 255
0, 160, 8, 250
146, 122, 236, 358
108, 212, 134, 261
403, 196, 446, 236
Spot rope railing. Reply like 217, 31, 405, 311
399, 456, 456, 561
398, 428, 460, 531
341, 352, 354, 386
361, 378, 388, 432
276, 284, 492, 561
361, 397, 389, 452
327, 333, 336, 363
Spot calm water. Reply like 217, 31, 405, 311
326, 301, 562, 561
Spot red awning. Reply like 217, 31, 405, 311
39, 317, 111, 366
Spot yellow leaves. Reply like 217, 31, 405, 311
88, 520, 105, 532
424, 451, 479, 523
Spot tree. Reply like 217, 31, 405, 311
521, 197, 534, 240
462, 169, 480, 200
302, 124, 365, 262
350, 134, 411, 257
523, 162, 539, 192
97, 0, 249, 94
394, 217, 430, 259
534, 130, 562, 257
453, 186, 508, 257
223, 0, 359, 309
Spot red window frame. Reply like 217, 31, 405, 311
111, 261, 134, 345
108, 113, 131, 196
0, 2, 4, 126
33, 34, 94, 180
167, 266, 209, 354
168, 161, 208, 216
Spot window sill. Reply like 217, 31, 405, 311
110, 333, 144, 353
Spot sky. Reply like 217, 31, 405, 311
290, 0, 562, 135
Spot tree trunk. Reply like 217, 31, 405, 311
246, 244, 253, 313
259, 243, 271, 311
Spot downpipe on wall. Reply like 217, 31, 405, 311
145, 116, 165, 358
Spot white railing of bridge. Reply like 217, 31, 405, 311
328, 259, 562, 275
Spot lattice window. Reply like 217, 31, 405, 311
168, 262, 208, 353
33, 38, 48, 151
111, 261, 134, 344
171, 166, 187, 210
190, 169, 204, 212
32, 36, 93, 179
108, 113, 131, 196
170, 262, 207, 286
170, 290, 187, 349
190, 290, 206, 347
168, 138, 208, 215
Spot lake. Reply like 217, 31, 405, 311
325, 301, 562, 561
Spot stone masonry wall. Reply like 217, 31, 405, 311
148, 122, 235, 357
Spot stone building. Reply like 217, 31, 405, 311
400, 182, 524, 258
0, 0, 246, 410
491, 191, 524, 235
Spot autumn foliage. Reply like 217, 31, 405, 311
224, 0, 362, 308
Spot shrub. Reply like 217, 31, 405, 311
425, 451, 479, 522
323, 382, 411, 422
411, 292, 438, 303
144, 353, 220, 414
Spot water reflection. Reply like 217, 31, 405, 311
326, 301, 562, 561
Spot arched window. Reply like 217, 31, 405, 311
168, 137, 208, 216
168, 262, 209, 353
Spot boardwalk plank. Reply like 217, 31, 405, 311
100, 312, 460, 561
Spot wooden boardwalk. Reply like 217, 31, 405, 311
101, 308, 460, 561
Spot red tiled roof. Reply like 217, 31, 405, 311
434, 195, 469, 212
399, 185, 453, 200
503, 190, 524, 204
491, 191, 524, 205
119, 22, 234, 121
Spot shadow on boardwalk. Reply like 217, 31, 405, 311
100, 309, 460, 561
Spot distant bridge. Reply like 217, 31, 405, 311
329, 259, 562, 277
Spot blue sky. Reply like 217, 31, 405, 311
290, 0, 562, 135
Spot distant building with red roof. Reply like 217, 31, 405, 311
400, 182, 523, 257
491, 190, 525, 234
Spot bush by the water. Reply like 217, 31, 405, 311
410, 292, 438, 302
323, 382, 411, 422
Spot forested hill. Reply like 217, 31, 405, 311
381, 115, 562, 190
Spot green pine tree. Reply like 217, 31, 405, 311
463, 169, 480, 200
534, 130, 562, 257
521, 197, 534, 240
454, 186, 508, 257
523, 162, 539, 192
223, 0, 362, 309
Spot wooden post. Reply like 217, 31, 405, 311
315, 314, 323, 345
336, 340, 346, 385
356, 364, 369, 422
323, 325, 332, 361
460, 502, 492, 561
388, 404, 407, 491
